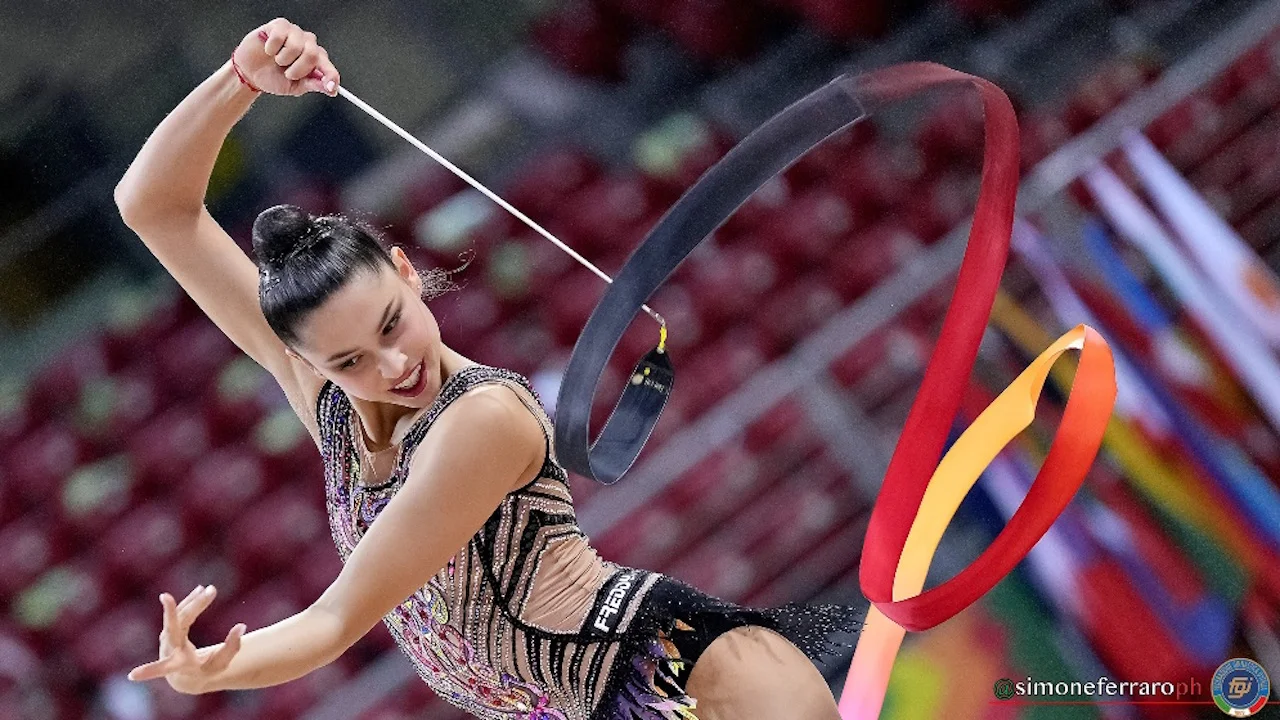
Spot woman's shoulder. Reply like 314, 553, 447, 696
419, 367, 551, 492
437, 378, 545, 451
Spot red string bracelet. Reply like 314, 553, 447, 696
230, 52, 262, 93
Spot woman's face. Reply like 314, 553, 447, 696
292, 249, 444, 409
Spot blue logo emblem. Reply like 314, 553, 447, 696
1212, 658, 1270, 717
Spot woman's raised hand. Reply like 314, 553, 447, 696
233, 18, 341, 97
127, 584, 246, 695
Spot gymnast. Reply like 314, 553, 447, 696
114, 18, 861, 720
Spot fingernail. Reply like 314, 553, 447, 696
258, 30, 269, 42
205, 585, 216, 594
325, 80, 336, 94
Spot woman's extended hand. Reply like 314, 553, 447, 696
127, 584, 246, 695
233, 18, 341, 97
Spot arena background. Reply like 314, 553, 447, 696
1, 0, 1278, 718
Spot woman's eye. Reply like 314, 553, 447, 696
340, 356, 360, 370
383, 313, 402, 335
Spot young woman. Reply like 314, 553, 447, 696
115, 18, 860, 720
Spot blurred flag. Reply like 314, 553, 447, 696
1011, 222, 1169, 435
1122, 131, 1280, 347
1082, 165, 1280, 432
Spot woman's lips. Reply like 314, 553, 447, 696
389, 360, 427, 397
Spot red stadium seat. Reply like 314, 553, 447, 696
229, 490, 328, 584
751, 275, 842, 356
756, 189, 859, 271
155, 320, 239, 401
533, 0, 631, 80
100, 295, 187, 373
538, 267, 608, 347
400, 166, 466, 223
74, 370, 161, 455
26, 338, 109, 424
504, 149, 603, 226
98, 500, 187, 591
1020, 112, 1071, 170
296, 542, 345, 601
824, 221, 920, 302
257, 661, 353, 719
601, 0, 671, 24
744, 398, 819, 455
12, 556, 111, 650
900, 173, 977, 244
433, 283, 502, 353
661, 0, 764, 62
557, 174, 666, 257
70, 600, 156, 678
599, 504, 687, 568
834, 327, 929, 408
56, 454, 135, 543
915, 94, 986, 175
181, 446, 267, 535
127, 403, 212, 496
828, 142, 920, 220
252, 408, 323, 485
785, 121, 879, 190
744, 509, 865, 606
0, 515, 68, 601
5, 421, 88, 510
718, 177, 792, 242
668, 445, 779, 521
728, 487, 844, 595
687, 246, 779, 328
203, 357, 274, 445
680, 326, 769, 416
472, 319, 557, 378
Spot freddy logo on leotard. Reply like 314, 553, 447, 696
590, 571, 640, 635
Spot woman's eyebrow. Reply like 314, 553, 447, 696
325, 299, 396, 362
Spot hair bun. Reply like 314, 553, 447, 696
253, 204, 315, 267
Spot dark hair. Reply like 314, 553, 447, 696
253, 204, 457, 346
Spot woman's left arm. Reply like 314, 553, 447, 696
136, 388, 543, 694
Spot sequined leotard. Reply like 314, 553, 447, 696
317, 364, 861, 720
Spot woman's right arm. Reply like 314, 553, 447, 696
113, 19, 339, 425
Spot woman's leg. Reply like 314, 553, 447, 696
684, 625, 841, 720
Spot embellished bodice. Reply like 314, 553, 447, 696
316, 365, 636, 719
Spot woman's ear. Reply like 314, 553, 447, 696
390, 246, 423, 294
286, 347, 326, 379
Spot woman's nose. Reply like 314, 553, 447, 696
378, 348, 410, 379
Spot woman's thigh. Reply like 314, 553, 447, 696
684, 625, 841, 720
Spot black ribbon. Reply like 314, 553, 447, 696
554, 72, 870, 484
